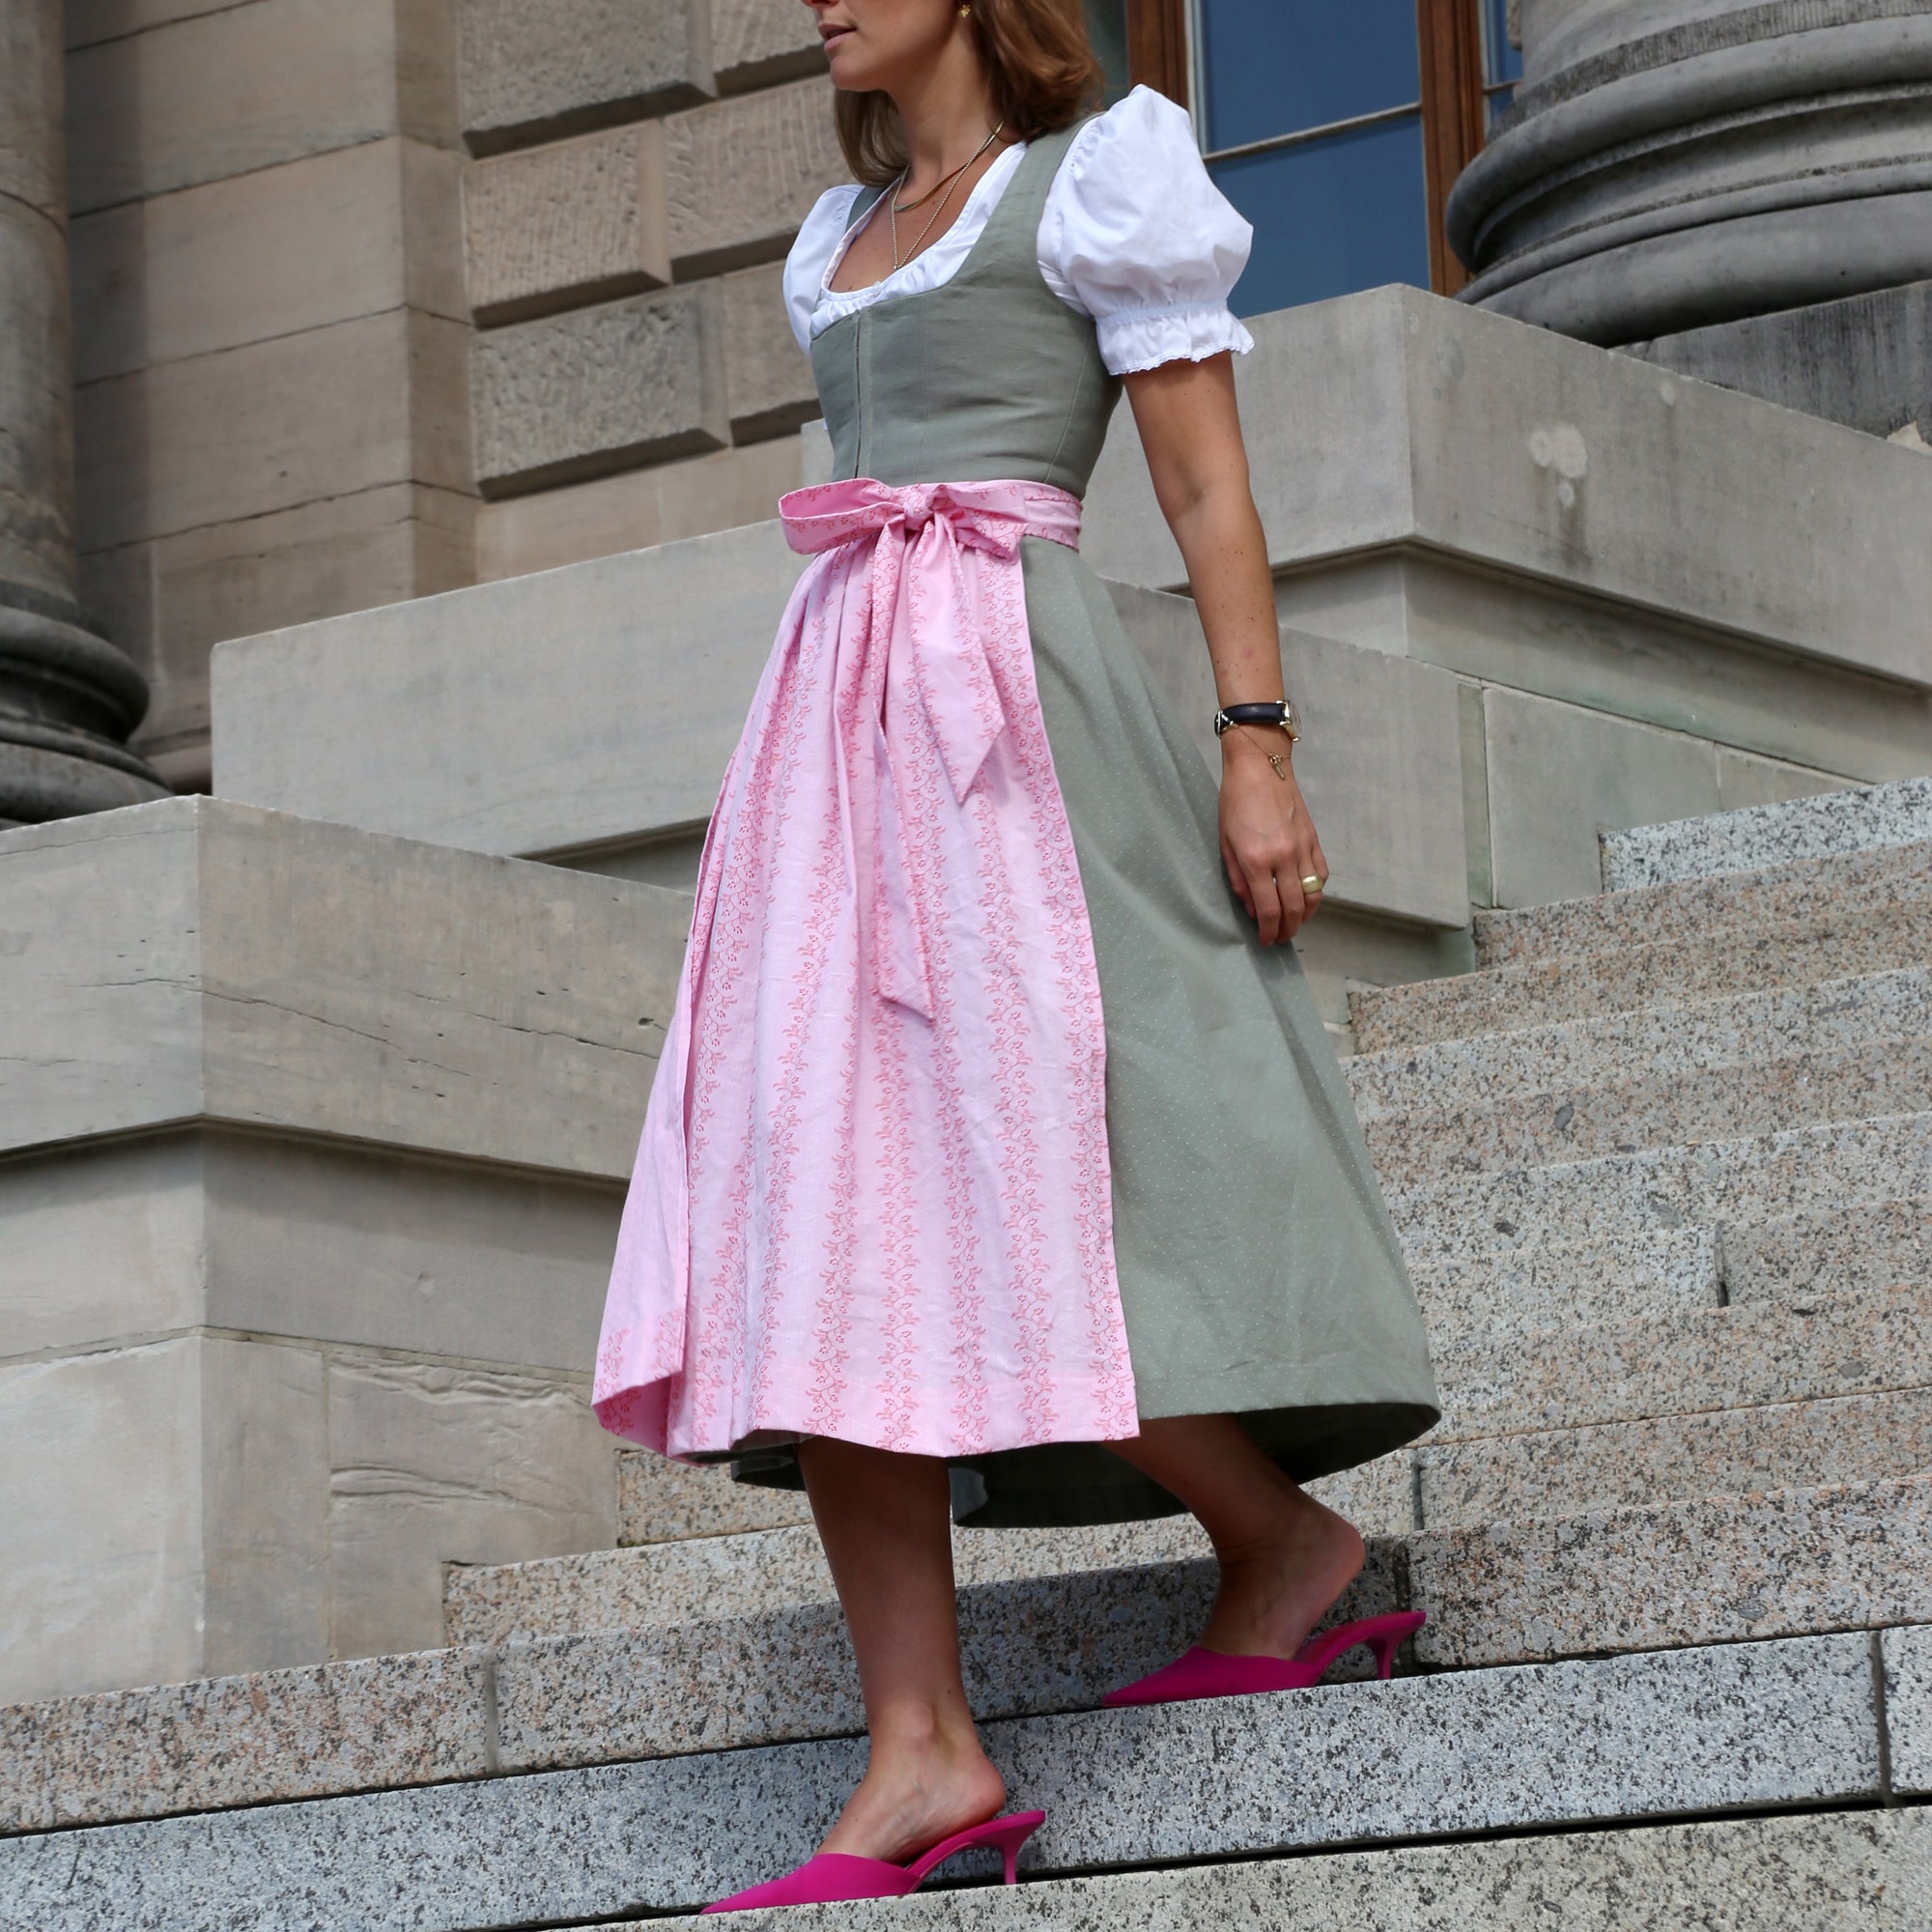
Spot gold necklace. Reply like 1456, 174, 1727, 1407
888, 121, 1005, 270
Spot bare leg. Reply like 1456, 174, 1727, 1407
1111, 1414, 1365, 1658
798, 1436, 1007, 1862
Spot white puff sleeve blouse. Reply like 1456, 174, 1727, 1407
782, 85, 1255, 378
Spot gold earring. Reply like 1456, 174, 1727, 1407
957, 3, 971, 14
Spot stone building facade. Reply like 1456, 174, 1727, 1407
2, 6, 1931, 1914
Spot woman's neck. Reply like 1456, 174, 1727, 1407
890, 36, 1003, 187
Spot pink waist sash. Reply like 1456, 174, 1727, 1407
593, 477, 1138, 1462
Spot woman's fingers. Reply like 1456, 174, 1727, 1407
1250, 861, 1286, 945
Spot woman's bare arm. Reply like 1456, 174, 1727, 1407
1123, 352, 1328, 944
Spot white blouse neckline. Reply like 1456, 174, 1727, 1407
782, 86, 1257, 380
815, 140, 1030, 313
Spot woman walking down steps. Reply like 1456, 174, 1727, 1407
592, 0, 1438, 1909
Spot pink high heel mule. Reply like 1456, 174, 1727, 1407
1102, 1609, 1425, 1707
701, 1810, 1046, 1914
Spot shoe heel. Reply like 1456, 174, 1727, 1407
904, 1810, 1045, 1890
1366, 1609, 1427, 1679
984, 1814, 1043, 1885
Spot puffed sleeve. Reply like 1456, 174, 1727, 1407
1039, 86, 1255, 376
782, 185, 865, 353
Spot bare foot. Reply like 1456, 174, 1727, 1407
1198, 1486, 1366, 1660
817, 1724, 1008, 1864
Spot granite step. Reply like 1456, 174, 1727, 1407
651, 1810, 1930, 1932
1406, 1224, 1721, 1335
1429, 1279, 1932, 1445
1415, 1385, 1932, 1529
1364, 1026, 1932, 1190
1599, 775, 1932, 892
1350, 960, 1932, 1122
9, 1486, 1923, 1840
1354, 887, 1932, 1056
1469, 834, 1932, 975
1386, 1107, 1932, 1259
1723, 1195, 1932, 1306
1, 1626, 1917, 1921
618, 1446, 813, 1547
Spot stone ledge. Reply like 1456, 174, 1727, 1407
1082, 288, 1932, 694
0, 795, 684, 1179
0, 1635, 1883, 1922
211, 540, 1470, 929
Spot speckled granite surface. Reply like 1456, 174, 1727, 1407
445, 1517, 1219, 1650
1388, 1108, 1932, 1259
1601, 778, 1932, 893
1475, 835, 1932, 973
1350, 969, 1932, 1187
686, 1808, 1931, 1931
1354, 895, 1932, 1055
1410, 1476, 1932, 1668
616, 1450, 813, 1546
0, 1636, 1883, 1927
1882, 1623, 1932, 1795
1416, 1387, 1932, 1529
0, 1647, 489, 1834
1408, 1226, 1719, 1337
492, 1551, 1403, 1776
1431, 1283, 1932, 1442
1724, 1196, 1932, 1305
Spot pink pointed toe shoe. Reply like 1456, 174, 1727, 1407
700, 1811, 1046, 1915
1102, 1609, 1425, 1708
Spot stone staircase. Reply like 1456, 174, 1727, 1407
5, 780, 1932, 1927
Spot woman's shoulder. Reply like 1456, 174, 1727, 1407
1039, 87, 1254, 373
1059, 84, 1201, 183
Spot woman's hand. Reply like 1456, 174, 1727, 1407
1218, 728, 1328, 945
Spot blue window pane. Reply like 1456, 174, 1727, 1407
1082, 0, 1131, 107
1199, 0, 1421, 152
1483, 0, 1524, 85
1211, 116, 1431, 316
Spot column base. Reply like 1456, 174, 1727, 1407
0, 581, 169, 825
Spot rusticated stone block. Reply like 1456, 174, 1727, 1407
722, 260, 818, 440
665, 76, 848, 276
463, 123, 669, 325
469, 280, 727, 497
456, 0, 714, 155
710, 0, 826, 92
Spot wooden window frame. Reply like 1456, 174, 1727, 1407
1131, 0, 1491, 297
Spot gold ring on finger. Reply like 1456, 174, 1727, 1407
1300, 874, 1324, 894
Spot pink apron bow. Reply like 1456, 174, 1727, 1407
780, 477, 1082, 1018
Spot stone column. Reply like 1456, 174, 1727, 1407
0, 0, 165, 826
1445, 0, 1932, 346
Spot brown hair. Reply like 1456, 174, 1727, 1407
835, 0, 1105, 185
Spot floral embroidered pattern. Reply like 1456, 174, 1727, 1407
592, 477, 1138, 1463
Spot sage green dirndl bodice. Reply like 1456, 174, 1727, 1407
733, 127, 1438, 1527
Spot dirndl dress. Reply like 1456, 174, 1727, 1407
593, 93, 1439, 1527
